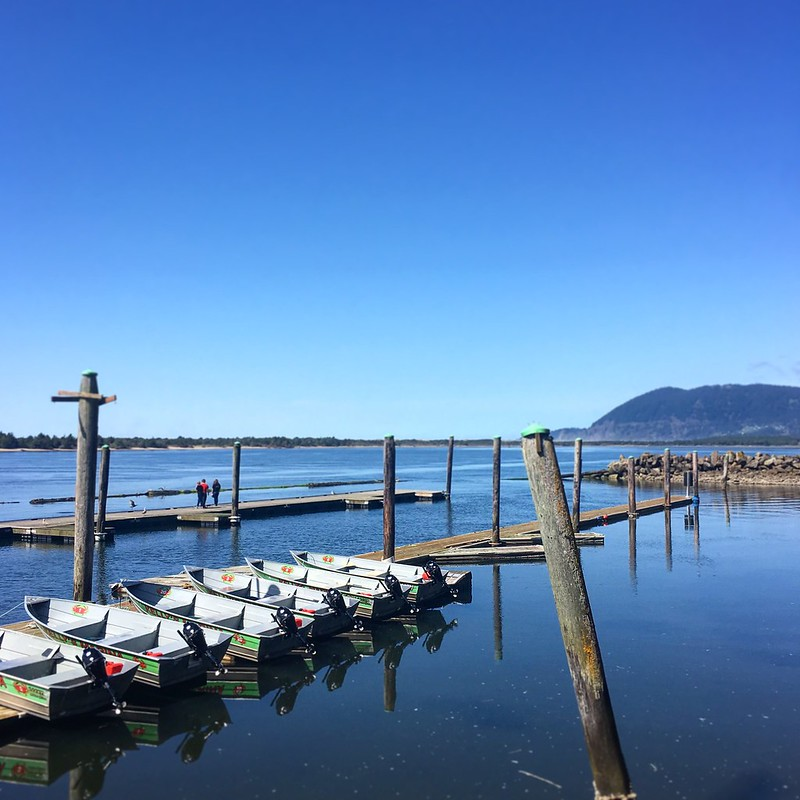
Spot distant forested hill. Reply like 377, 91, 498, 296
553, 384, 800, 443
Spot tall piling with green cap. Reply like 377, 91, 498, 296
383, 435, 396, 560
520, 423, 634, 800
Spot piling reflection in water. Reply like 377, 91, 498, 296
492, 564, 503, 661
665, 508, 673, 571
628, 516, 637, 591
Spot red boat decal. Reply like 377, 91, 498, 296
322, 555, 334, 563
13, 682, 28, 695
222, 573, 235, 583
281, 565, 294, 573
72, 604, 88, 615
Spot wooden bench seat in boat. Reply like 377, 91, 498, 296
196, 612, 244, 628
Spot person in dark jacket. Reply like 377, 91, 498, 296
211, 479, 221, 506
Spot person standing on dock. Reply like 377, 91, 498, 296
196, 480, 204, 507
200, 478, 209, 508
211, 478, 221, 506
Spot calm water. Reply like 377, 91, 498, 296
0, 446, 798, 799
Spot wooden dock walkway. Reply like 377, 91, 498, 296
357, 495, 693, 564
0, 488, 445, 542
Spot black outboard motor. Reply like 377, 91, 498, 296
76, 646, 125, 714
384, 573, 404, 601
178, 621, 226, 675
273, 606, 315, 654
323, 588, 348, 616
423, 559, 445, 584
323, 588, 363, 631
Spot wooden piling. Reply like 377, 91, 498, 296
521, 424, 633, 800
445, 435, 454, 498
692, 451, 699, 501
491, 436, 501, 546
626, 457, 637, 518
572, 437, 583, 533
230, 441, 241, 522
722, 452, 729, 486
663, 448, 671, 508
95, 444, 110, 537
383, 435, 396, 560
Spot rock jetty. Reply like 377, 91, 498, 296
588, 451, 800, 487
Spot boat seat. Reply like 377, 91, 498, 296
198, 612, 243, 628
102, 632, 158, 651
62, 620, 108, 640
239, 623, 272, 635
0, 656, 51, 676
35, 672, 87, 688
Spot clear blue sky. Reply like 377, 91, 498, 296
2, 1, 798, 439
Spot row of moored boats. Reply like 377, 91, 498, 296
0, 551, 470, 722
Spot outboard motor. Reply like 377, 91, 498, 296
273, 606, 315, 654
323, 588, 348, 616
384, 573, 404, 601
76, 646, 125, 714
178, 621, 226, 675
323, 588, 363, 631
422, 559, 445, 584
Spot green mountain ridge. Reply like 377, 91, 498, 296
553, 383, 800, 443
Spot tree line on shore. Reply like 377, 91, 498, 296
0, 432, 486, 450
2, 430, 795, 451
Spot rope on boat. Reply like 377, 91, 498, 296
0, 601, 24, 618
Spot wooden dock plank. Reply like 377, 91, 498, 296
357, 496, 693, 563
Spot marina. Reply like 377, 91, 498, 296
0, 445, 797, 798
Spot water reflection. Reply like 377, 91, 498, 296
665, 509, 673, 571
628, 516, 637, 591
492, 564, 503, 661
0, 716, 134, 795
118, 690, 230, 756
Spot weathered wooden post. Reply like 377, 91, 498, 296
95, 444, 110, 537
230, 441, 241, 524
491, 436, 502, 546
722, 452, 729, 486
445, 435, 454, 498
51, 371, 116, 601
692, 451, 700, 502
663, 448, 671, 508
383, 435, 396, 560
626, 457, 637, 517
492, 564, 503, 661
521, 424, 633, 800
572, 437, 583, 532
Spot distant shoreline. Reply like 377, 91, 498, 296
2, 440, 799, 453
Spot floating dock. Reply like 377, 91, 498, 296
0, 489, 445, 540
358, 495, 694, 564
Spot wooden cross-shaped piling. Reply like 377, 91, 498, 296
52, 371, 116, 601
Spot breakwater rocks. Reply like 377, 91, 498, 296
588, 451, 800, 486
